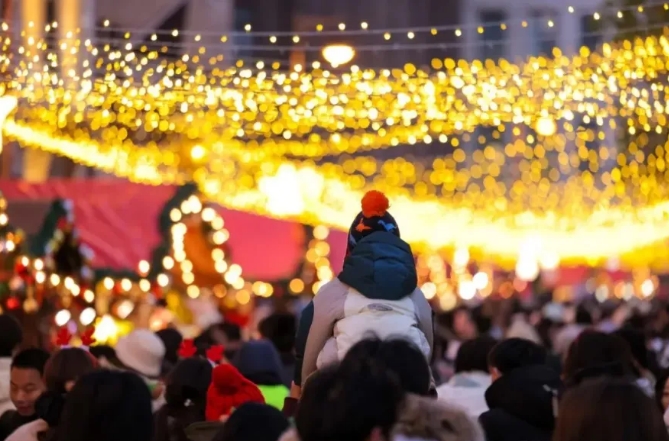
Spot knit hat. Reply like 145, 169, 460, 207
205, 363, 265, 421
346, 190, 400, 256
233, 340, 284, 386
115, 329, 166, 379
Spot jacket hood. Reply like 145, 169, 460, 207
483, 365, 561, 431
185, 421, 223, 441
338, 232, 417, 301
392, 394, 485, 441
233, 340, 284, 386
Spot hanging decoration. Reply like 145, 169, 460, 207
0, 191, 27, 312
285, 225, 333, 297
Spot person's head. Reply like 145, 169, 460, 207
258, 313, 296, 354
164, 357, 212, 409
454, 336, 498, 375
453, 307, 478, 340
197, 323, 242, 359
575, 306, 593, 325
345, 190, 400, 257
488, 338, 547, 381
563, 331, 636, 386
341, 337, 431, 396
212, 403, 290, 441
614, 328, 650, 372
0, 315, 23, 357
233, 339, 284, 386
154, 358, 213, 441
296, 356, 404, 441
536, 318, 559, 350
114, 329, 166, 379
655, 369, 669, 411
44, 348, 98, 394
155, 328, 183, 366
10, 348, 49, 416
205, 363, 265, 421
53, 370, 153, 441
554, 378, 668, 441
87, 345, 115, 364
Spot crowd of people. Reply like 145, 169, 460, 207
0, 191, 666, 441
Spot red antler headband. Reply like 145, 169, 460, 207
178, 339, 197, 358
56, 327, 72, 348
206, 345, 224, 366
80, 326, 96, 350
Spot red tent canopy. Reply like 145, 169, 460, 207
0, 179, 348, 281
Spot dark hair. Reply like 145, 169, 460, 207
455, 337, 498, 374
155, 328, 183, 365
44, 348, 98, 394
53, 370, 153, 441
614, 328, 649, 371
654, 369, 669, 411
212, 402, 289, 441
488, 338, 547, 374
153, 358, 212, 441
575, 307, 593, 325
0, 315, 22, 357
218, 323, 241, 342
12, 348, 50, 376
554, 378, 669, 441
536, 318, 557, 350
296, 356, 404, 441
194, 323, 241, 359
563, 331, 636, 386
258, 313, 296, 354
341, 337, 431, 396
88, 345, 116, 362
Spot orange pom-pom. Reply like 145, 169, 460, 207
361, 190, 389, 218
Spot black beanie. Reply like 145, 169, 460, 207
212, 402, 290, 441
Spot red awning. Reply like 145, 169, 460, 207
0, 179, 348, 281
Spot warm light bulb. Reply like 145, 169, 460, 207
535, 116, 557, 136
322, 44, 355, 67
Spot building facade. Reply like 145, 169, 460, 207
461, 0, 605, 61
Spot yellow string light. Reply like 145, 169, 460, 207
5, 29, 669, 269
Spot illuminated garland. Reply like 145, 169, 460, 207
287, 225, 333, 296
150, 184, 247, 301
5, 26, 669, 268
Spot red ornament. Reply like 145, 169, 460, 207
5, 297, 19, 310
56, 327, 72, 347
80, 327, 96, 347
206, 345, 224, 364
178, 339, 197, 358
224, 311, 250, 328
151, 282, 163, 299
56, 218, 68, 231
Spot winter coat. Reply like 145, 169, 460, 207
479, 365, 561, 441
436, 371, 491, 418
294, 232, 434, 386
0, 359, 13, 416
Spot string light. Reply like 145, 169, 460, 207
5, 18, 669, 269
163, 194, 241, 297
